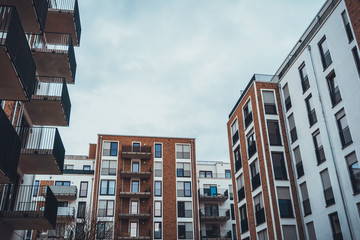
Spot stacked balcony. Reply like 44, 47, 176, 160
118, 207, 151, 220
199, 188, 228, 202
201, 230, 232, 240
119, 187, 152, 199
43, 185, 77, 200
121, 146, 152, 160
200, 208, 230, 223
0, 184, 58, 230
0, 6, 37, 101
120, 167, 152, 179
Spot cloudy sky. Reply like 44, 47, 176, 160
61, 0, 325, 161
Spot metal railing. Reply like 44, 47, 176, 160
330, 86, 342, 106
315, 146, 326, 165
197, 173, 231, 179
339, 126, 352, 147
251, 173, 261, 190
237, 187, 245, 202
122, 145, 152, 153
290, 127, 297, 143
45, 185, 77, 197
308, 109, 317, 126
302, 199, 311, 216
232, 131, 239, 146
235, 160, 242, 172
324, 187, 335, 206
240, 219, 248, 233
118, 207, 151, 216
285, 96, 292, 111
199, 188, 228, 198
255, 208, 265, 225
0, 6, 36, 100
62, 169, 94, 174
57, 206, 74, 217
200, 208, 230, 218
248, 143, 256, 158
264, 103, 277, 114
301, 77, 310, 93
201, 230, 232, 238
244, 112, 253, 129
296, 161, 304, 178
0, 108, 21, 183
34, 0, 49, 32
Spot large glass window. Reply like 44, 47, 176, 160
243, 100, 253, 129
277, 187, 294, 218
178, 222, 193, 239
155, 162, 162, 177
177, 181, 191, 197
176, 144, 191, 159
239, 204, 248, 233
234, 146, 242, 172
55, 181, 70, 186
318, 36, 332, 69
155, 143, 162, 158
33, 180, 39, 197
267, 121, 282, 146
271, 152, 287, 180
282, 225, 297, 240
154, 201, 162, 217
132, 142, 140, 152
199, 171, 212, 178
103, 142, 118, 156
155, 181, 162, 196
154, 222, 162, 239
130, 200, 138, 214
79, 181, 88, 197
98, 200, 114, 217
101, 160, 117, 175
294, 146, 304, 178
299, 63, 310, 93
346, 152, 360, 194
263, 91, 277, 114
77, 202, 86, 218
254, 193, 265, 226
132, 161, 139, 172
250, 160, 261, 191
177, 162, 191, 177
225, 170, 231, 178
313, 131, 326, 164
336, 109, 352, 147
327, 71, 342, 106
100, 180, 115, 195
178, 201, 192, 218
130, 222, 138, 237
352, 47, 360, 77
231, 119, 239, 145
306, 222, 317, 240
258, 229, 268, 240
131, 180, 139, 193
321, 169, 335, 206
237, 174, 245, 202
300, 182, 311, 216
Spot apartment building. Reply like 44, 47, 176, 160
197, 161, 237, 240
0, 0, 81, 239
92, 135, 199, 240
227, 0, 360, 239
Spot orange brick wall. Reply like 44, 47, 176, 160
345, 0, 360, 47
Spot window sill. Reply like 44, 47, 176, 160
323, 63, 332, 72
317, 160, 326, 166
309, 122, 318, 128
325, 202, 336, 208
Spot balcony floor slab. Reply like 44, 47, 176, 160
25, 99, 68, 126
19, 153, 61, 174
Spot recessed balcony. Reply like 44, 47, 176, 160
17, 127, 65, 174
120, 168, 151, 179
25, 76, 71, 126
0, 108, 21, 184
200, 208, 230, 223
43, 185, 77, 200
0, 184, 58, 230
29, 33, 76, 84
121, 146, 151, 160
0, 6, 36, 101
45, 0, 81, 46
118, 207, 151, 220
199, 188, 228, 202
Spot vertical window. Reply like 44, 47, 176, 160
267, 121, 282, 146
76, 223, 84, 239
130, 200, 138, 214
326, 71, 342, 106
229, 184, 234, 200
225, 170, 231, 178
263, 91, 277, 114
306, 222, 317, 240
258, 229, 268, 240
318, 36, 332, 69
231, 204, 235, 220
336, 109, 352, 147
177, 163, 191, 177
83, 165, 91, 170
352, 47, 360, 77
277, 187, 294, 218
231, 119, 239, 145
239, 204, 248, 233
178, 201, 192, 218
101, 160, 117, 175
178, 222, 193, 239
79, 181, 88, 197
346, 152, 360, 194
271, 152, 287, 180
131, 180, 139, 193
232, 224, 237, 240
234, 146, 242, 172
155, 143, 162, 158
130, 222, 138, 237
320, 169, 335, 206
247, 132, 257, 158
97, 222, 105, 239
100, 180, 115, 195
250, 160, 261, 190
154, 222, 162, 239
184, 182, 191, 197
199, 171, 212, 178
306, 95, 317, 126
98, 200, 114, 217
237, 174, 245, 202
254, 193, 265, 225
176, 144, 191, 159
132, 142, 140, 152
300, 182, 311, 216
77, 202, 86, 218
294, 146, 304, 178
282, 225, 297, 240
313, 131, 326, 164
243, 100, 253, 129
288, 114, 297, 143
33, 180, 39, 197
341, 11, 353, 42
299, 63, 310, 93
283, 83, 292, 111
103, 142, 118, 156
154, 201, 162, 217
329, 212, 343, 239
155, 162, 162, 177
155, 181, 162, 196
132, 161, 139, 172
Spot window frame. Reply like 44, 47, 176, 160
155, 143, 162, 158
318, 36, 332, 70
100, 180, 116, 196
79, 181, 88, 198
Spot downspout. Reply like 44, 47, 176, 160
11, 101, 18, 125
190, 139, 199, 240
307, 45, 354, 239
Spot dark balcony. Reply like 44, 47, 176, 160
118, 207, 151, 220
324, 187, 335, 206
25, 76, 71, 126
237, 187, 245, 202
244, 112, 253, 129
255, 208, 265, 225
308, 109, 317, 126
240, 219, 248, 233
0, 184, 58, 230
45, 0, 81, 46
290, 127, 298, 143
119, 188, 151, 199
315, 146, 326, 165
232, 131, 239, 145
285, 96, 292, 111
121, 146, 152, 160
339, 126, 352, 147
16, 127, 65, 174
44, 185, 77, 200
302, 199, 311, 216
248, 143, 256, 158
120, 168, 151, 179
0, 108, 21, 184
57, 206, 74, 220
202, 230, 232, 240
235, 160, 242, 173
296, 161, 304, 178
251, 173, 261, 191
301, 77, 310, 93
0, 6, 36, 101
200, 209, 230, 222
62, 169, 94, 175
330, 87, 342, 106
29, 33, 76, 84
199, 188, 228, 202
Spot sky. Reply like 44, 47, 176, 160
61, 0, 325, 162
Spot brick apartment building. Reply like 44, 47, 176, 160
0, 0, 81, 239
227, 0, 360, 239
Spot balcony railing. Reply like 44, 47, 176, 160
232, 131, 239, 145
199, 188, 228, 202
235, 159, 242, 173
301, 77, 310, 93
197, 172, 232, 179
244, 112, 253, 129
121, 146, 152, 160
296, 161, 304, 178
339, 126, 352, 147
57, 206, 74, 219
118, 207, 151, 220
237, 187, 245, 202
120, 167, 151, 179
200, 208, 230, 222
43, 185, 77, 200
0, 6, 36, 101
251, 173, 261, 191
34, 0, 49, 32
315, 146, 326, 165
62, 169, 94, 174
25, 76, 71, 126
29, 33, 76, 84
290, 127, 297, 143
308, 109, 317, 126
201, 230, 232, 239
118, 187, 151, 199
330, 87, 342, 106
16, 127, 65, 174
248, 143, 256, 158
285, 96, 292, 111
0, 184, 58, 230
324, 187, 335, 206
302, 199, 311, 216
240, 218, 249, 233
255, 208, 265, 225
0, 108, 21, 184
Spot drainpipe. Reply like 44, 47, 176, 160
190, 139, 199, 240
11, 101, 18, 125
307, 45, 354, 240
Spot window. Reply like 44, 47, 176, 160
318, 36, 332, 69
277, 187, 294, 218
243, 100, 253, 129
97, 222, 105, 239
320, 169, 335, 206
101, 160, 117, 175
177, 181, 191, 197
177, 162, 191, 177
254, 193, 265, 225
263, 91, 277, 114
313, 131, 326, 164
271, 152, 287, 180
100, 180, 115, 195
239, 204, 248, 233
283, 84, 292, 111
155, 162, 162, 177
132, 161, 139, 172
352, 47, 360, 77
342, 11, 353, 42
231, 119, 239, 145
33, 180, 39, 197
155, 143, 162, 158
267, 121, 282, 146
204, 204, 218, 217
232, 224, 237, 240
79, 181, 88, 197
300, 182, 311, 216
199, 171, 212, 178
229, 184, 233, 200
178, 201, 192, 218
132, 142, 140, 152
130, 200, 138, 214
176, 144, 191, 159
288, 114, 297, 143
247, 132, 257, 158
250, 160, 261, 190
77, 202, 86, 218
231, 204, 235, 220
299, 64, 310, 93
83, 165, 90, 170
336, 109, 352, 147
131, 180, 139, 193
234, 146, 242, 172
305, 95, 317, 126
103, 142, 118, 156
75, 223, 84, 239
258, 229, 268, 240
25, 230, 32, 240
154, 222, 162, 239
98, 200, 114, 217
329, 212, 343, 239
155, 181, 162, 196
130, 222, 138, 237
306, 222, 317, 240
237, 174, 245, 202
225, 170, 231, 178
326, 71, 342, 106
55, 181, 70, 186
154, 201, 162, 217
178, 222, 193, 239
282, 225, 297, 240
294, 146, 304, 178
64, 164, 74, 170
48, 223, 65, 238
346, 152, 360, 194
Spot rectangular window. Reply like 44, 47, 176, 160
250, 160, 261, 191
352, 47, 360, 77
231, 119, 239, 145
283, 83, 292, 111
177, 181, 191, 197
177, 162, 191, 177
76, 223, 84, 239
232, 224, 237, 240
176, 144, 191, 159
239, 204, 248, 233
263, 90, 277, 114
132, 161, 139, 172
33, 180, 39, 197
103, 142, 118, 156
225, 170, 231, 178
318, 36, 332, 69
342, 11, 353, 42
155, 181, 162, 196
101, 160, 117, 175
237, 174, 245, 202
247, 132, 257, 158
97, 222, 105, 239
299, 63, 310, 93
272, 152, 287, 180
130, 200, 138, 214
178, 201, 192, 218
131, 180, 139, 193
155, 143, 162, 158
327, 71, 342, 106
321, 169, 335, 206
313, 131, 326, 164
231, 203, 235, 220
155, 162, 162, 177
98, 200, 114, 217
100, 180, 115, 195
306, 95, 317, 126
282, 225, 297, 240
130, 222, 138, 237
329, 212, 343, 239
288, 114, 297, 143
254, 193, 265, 226
154, 222, 162, 239
55, 181, 70, 186
346, 152, 360, 194
300, 182, 311, 216
64, 164, 74, 170
277, 187, 294, 218
258, 229, 268, 240
307, 222, 317, 240
267, 121, 282, 146
83, 165, 91, 170
154, 201, 162, 217
229, 184, 234, 200
79, 181, 88, 197
178, 222, 193, 239
131, 142, 140, 152
199, 171, 212, 178
294, 146, 304, 178
234, 146, 242, 172
243, 100, 253, 129
336, 109, 352, 147
77, 202, 86, 218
